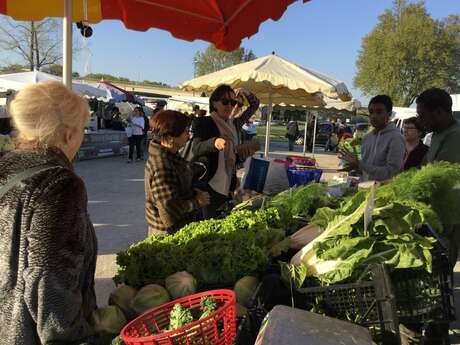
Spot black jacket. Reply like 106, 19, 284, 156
191, 92, 260, 192
0, 148, 98, 345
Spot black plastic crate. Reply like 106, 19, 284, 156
297, 264, 400, 345
236, 224, 455, 345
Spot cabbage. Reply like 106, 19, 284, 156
233, 276, 259, 307
109, 285, 137, 320
236, 303, 248, 318
91, 305, 127, 334
131, 284, 170, 315
165, 271, 197, 299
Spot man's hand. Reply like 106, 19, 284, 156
338, 148, 359, 170
214, 138, 226, 151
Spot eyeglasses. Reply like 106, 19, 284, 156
403, 126, 418, 132
220, 98, 242, 107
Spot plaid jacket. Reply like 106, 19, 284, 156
145, 141, 199, 234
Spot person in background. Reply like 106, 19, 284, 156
192, 84, 260, 218
417, 88, 460, 164
127, 107, 145, 163
286, 120, 299, 151
192, 105, 200, 118
402, 116, 428, 171
138, 106, 150, 159
199, 109, 207, 117
152, 101, 166, 117
242, 119, 257, 141
0, 81, 98, 344
145, 110, 210, 235
339, 95, 405, 181
110, 106, 124, 131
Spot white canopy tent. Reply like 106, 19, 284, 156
166, 96, 210, 113
0, 71, 106, 98
182, 53, 352, 157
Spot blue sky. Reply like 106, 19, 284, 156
3, 0, 460, 104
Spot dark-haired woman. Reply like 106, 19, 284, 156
145, 110, 210, 235
192, 85, 260, 218
402, 117, 428, 171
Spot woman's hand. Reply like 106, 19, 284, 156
195, 190, 210, 207
214, 138, 226, 150
338, 148, 359, 170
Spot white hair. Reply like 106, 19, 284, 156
9, 80, 90, 149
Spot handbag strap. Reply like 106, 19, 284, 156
0, 164, 56, 200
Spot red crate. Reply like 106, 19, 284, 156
121, 289, 237, 345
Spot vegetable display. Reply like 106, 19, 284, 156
165, 271, 197, 300
130, 284, 170, 315
289, 162, 460, 285
115, 208, 285, 288
269, 183, 339, 233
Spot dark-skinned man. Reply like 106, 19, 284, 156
417, 88, 460, 164
339, 95, 405, 181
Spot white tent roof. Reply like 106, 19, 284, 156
391, 107, 417, 121
0, 71, 106, 98
166, 96, 210, 113
181, 53, 351, 107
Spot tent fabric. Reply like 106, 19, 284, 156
97, 81, 144, 104
0, 71, 106, 97
181, 53, 351, 106
0, 0, 310, 52
452, 94, 460, 111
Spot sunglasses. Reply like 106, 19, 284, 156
220, 98, 243, 107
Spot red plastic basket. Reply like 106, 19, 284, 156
120, 289, 237, 345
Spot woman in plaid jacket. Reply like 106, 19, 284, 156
145, 110, 210, 235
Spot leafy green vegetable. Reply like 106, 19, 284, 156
279, 262, 308, 290
199, 296, 218, 319
377, 162, 460, 226
168, 303, 194, 331
115, 208, 285, 287
292, 190, 439, 284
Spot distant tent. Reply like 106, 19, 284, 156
96, 81, 144, 105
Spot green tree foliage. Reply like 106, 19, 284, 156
0, 64, 28, 74
193, 44, 257, 77
84, 73, 131, 83
354, 0, 460, 106
41, 63, 62, 76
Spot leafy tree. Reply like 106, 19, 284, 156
193, 45, 257, 77
354, 0, 460, 106
0, 18, 80, 71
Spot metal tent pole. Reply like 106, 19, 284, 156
303, 111, 309, 155
264, 92, 273, 158
63, 0, 73, 88
312, 114, 318, 157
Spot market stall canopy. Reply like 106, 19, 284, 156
0, 0, 310, 52
166, 96, 210, 113
97, 81, 144, 104
322, 97, 361, 112
0, 71, 106, 97
182, 53, 352, 106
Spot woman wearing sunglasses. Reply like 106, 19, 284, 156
191, 84, 260, 218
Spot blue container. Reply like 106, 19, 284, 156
243, 158, 270, 192
286, 167, 322, 187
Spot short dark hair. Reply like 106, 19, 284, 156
193, 105, 200, 111
404, 116, 426, 137
209, 84, 234, 112
416, 88, 452, 113
369, 95, 393, 113
150, 110, 191, 140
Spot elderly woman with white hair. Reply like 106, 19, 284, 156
0, 81, 98, 344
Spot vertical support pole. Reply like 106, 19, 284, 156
312, 114, 318, 157
264, 92, 273, 158
303, 111, 309, 155
63, 0, 73, 88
